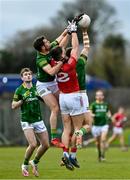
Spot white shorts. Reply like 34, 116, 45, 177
80, 92, 89, 113
36, 80, 59, 97
59, 93, 84, 116
21, 120, 47, 133
113, 127, 123, 135
92, 125, 109, 137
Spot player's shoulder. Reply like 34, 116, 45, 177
14, 84, 23, 94
37, 52, 46, 60
90, 101, 96, 107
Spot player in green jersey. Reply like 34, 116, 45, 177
33, 29, 69, 148
12, 68, 49, 177
90, 89, 111, 161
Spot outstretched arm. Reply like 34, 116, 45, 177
56, 29, 68, 45
80, 28, 90, 57
59, 33, 70, 48
70, 32, 79, 60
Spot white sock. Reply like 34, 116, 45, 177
70, 152, 76, 159
63, 152, 69, 158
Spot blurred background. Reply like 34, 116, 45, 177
0, 0, 130, 146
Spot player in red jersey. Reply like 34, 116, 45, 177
107, 107, 128, 151
50, 21, 85, 170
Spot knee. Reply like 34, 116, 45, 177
84, 124, 91, 132
52, 104, 59, 114
63, 127, 71, 135
41, 142, 50, 150
30, 142, 37, 149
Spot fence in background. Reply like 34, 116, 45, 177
0, 88, 130, 145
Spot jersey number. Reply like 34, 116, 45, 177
57, 72, 70, 82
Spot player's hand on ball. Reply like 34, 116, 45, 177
70, 21, 77, 33
66, 21, 71, 35
67, 21, 77, 34
73, 13, 84, 24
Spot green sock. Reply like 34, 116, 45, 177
80, 127, 87, 135
33, 157, 40, 164
51, 129, 57, 139
23, 158, 29, 165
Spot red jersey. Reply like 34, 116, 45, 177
113, 113, 127, 128
51, 56, 80, 93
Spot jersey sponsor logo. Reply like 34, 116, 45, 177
95, 109, 107, 112
24, 90, 30, 97
57, 72, 70, 82
26, 97, 38, 102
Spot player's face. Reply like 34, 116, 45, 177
22, 71, 32, 83
95, 91, 104, 101
42, 39, 51, 51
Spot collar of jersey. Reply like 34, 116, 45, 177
22, 82, 32, 89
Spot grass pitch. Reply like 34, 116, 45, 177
0, 147, 130, 179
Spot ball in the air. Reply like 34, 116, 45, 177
78, 14, 91, 28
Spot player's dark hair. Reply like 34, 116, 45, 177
33, 36, 45, 51
20, 68, 32, 77
66, 47, 72, 58
50, 46, 62, 61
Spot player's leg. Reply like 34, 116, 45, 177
42, 93, 60, 143
29, 121, 49, 176
37, 83, 63, 147
83, 137, 95, 146
81, 93, 93, 133
22, 128, 37, 176
92, 126, 102, 161
95, 136, 102, 161
30, 131, 49, 177
61, 114, 74, 170
83, 111, 93, 131
100, 126, 109, 160
61, 114, 72, 150
71, 114, 84, 148
69, 114, 84, 168
107, 133, 117, 147
119, 132, 128, 151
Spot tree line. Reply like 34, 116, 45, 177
0, 0, 130, 87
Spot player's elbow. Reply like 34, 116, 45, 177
47, 69, 56, 76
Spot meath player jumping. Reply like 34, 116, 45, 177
33, 29, 69, 148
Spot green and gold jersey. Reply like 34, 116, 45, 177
76, 54, 87, 90
13, 83, 42, 123
36, 40, 58, 82
90, 101, 109, 126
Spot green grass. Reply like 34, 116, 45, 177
0, 147, 130, 179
